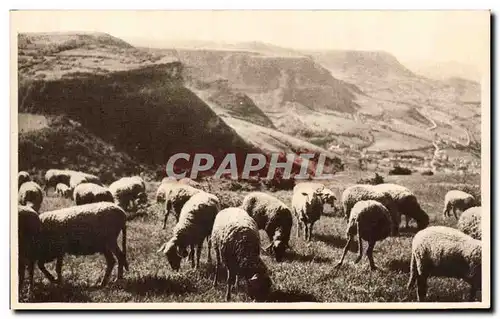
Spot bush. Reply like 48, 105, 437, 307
357, 173, 385, 185
421, 170, 434, 176
388, 165, 412, 175
262, 171, 296, 192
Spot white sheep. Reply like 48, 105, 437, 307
407, 226, 481, 301
73, 183, 114, 205
18, 171, 30, 189
157, 191, 220, 270
155, 178, 178, 204
335, 200, 392, 270
44, 169, 72, 193
211, 207, 272, 302
341, 184, 400, 236
18, 181, 43, 213
162, 183, 202, 228
109, 176, 147, 212
291, 187, 324, 241
373, 183, 429, 230
294, 182, 337, 206
68, 172, 102, 191
240, 192, 293, 262
37, 202, 128, 286
443, 190, 476, 219
18, 205, 42, 297
55, 183, 72, 198
458, 206, 481, 240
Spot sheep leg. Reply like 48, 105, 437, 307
303, 223, 309, 241
100, 249, 116, 287
234, 275, 239, 293
416, 275, 428, 302
453, 207, 459, 220
27, 260, 35, 297
38, 261, 57, 283
56, 257, 63, 284
195, 243, 202, 269
295, 219, 301, 238
206, 237, 212, 264
309, 222, 315, 241
109, 241, 126, 280
226, 269, 235, 301
468, 284, 478, 302
213, 248, 221, 287
354, 227, 363, 264
189, 245, 195, 269
335, 236, 352, 269
443, 202, 450, 218
366, 241, 377, 270
18, 257, 25, 294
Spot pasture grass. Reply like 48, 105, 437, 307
20, 171, 482, 304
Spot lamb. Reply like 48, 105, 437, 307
211, 207, 272, 301
335, 200, 392, 270
55, 183, 72, 198
37, 202, 128, 286
73, 183, 114, 205
373, 183, 429, 230
240, 192, 293, 262
407, 226, 481, 301
18, 171, 30, 189
18, 205, 42, 297
291, 187, 324, 241
162, 183, 202, 228
157, 191, 221, 270
458, 206, 482, 240
18, 181, 44, 213
443, 190, 476, 219
341, 184, 400, 236
109, 176, 148, 212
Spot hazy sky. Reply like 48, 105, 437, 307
11, 10, 490, 71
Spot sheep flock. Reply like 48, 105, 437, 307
16, 169, 485, 303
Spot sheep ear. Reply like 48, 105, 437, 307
249, 274, 259, 281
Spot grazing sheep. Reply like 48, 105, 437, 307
335, 200, 392, 270
443, 190, 476, 219
458, 206, 482, 240
341, 184, 400, 236
162, 184, 202, 228
240, 192, 293, 262
73, 183, 114, 205
69, 172, 102, 191
212, 207, 272, 302
18, 171, 30, 189
407, 226, 481, 301
156, 178, 178, 204
294, 182, 337, 206
18, 205, 41, 297
37, 202, 128, 286
44, 169, 101, 193
292, 187, 324, 241
157, 192, 221, 270
109, 176, 147, 212
373, 183, 429, 230
18, 181, 43, 213
55, 183, 72, 198
44, 169, 72, 193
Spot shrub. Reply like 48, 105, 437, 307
388, 165, 412, 175
421, 170, 434, 176
262, 171, 296, 192
357, 173, 385, 185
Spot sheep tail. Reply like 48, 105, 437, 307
122, 223, 129, 271
407, 252, 417, 290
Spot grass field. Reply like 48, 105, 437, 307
19, 170, 482, 304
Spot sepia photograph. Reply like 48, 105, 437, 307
10, 10, 491, 310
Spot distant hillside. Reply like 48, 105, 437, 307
17, 33, 344, 177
